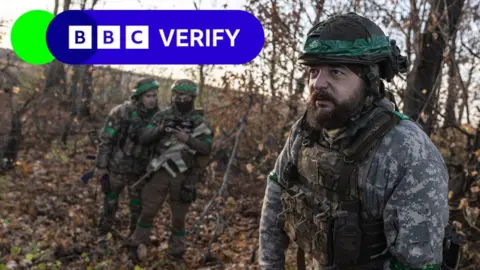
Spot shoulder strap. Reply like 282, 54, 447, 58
343, 110, 402, 162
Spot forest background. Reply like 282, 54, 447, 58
0, 0, 479, 269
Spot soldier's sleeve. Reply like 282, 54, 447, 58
186, 117, 213, 156
94, 105, 124, 169
258, 125, 298, 270
382, 121, 449, 269
138, 111, 165, 145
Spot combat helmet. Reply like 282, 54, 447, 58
131, 77, 159, 99
299, 12, 410, 96
170, 79, 199, 97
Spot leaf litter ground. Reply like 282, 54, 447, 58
0, 138, 300, 269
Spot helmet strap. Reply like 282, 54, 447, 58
360, 64, 383, 99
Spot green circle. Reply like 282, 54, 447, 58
11, 10, 55, 65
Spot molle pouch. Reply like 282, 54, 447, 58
180, 176, 197, 203
280, 192, 313, 254
333, 211, 362, 266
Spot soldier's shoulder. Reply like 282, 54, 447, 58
108, 102, 130, 117
378, 118, 444, 164
288, 117, 304, 140
191, 108, 207, 123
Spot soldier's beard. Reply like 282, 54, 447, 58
306, 87, 366, 130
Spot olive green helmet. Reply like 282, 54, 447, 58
299, 13, 409, 94
170, 79, 199, 96
131, 77, 159, 98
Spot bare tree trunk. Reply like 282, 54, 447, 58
269, 0, 278, 97
70, 66, 84, 116
43, 61, 66, 93
402, 0, 464, 135
444, 35, 458, 127
198, 64, 205, 107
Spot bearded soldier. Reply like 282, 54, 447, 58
94, 78, 160, 243
128, 79, 213, 262
258, 13, 450, 270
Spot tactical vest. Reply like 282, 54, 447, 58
114, 102, 157, 172
278, 106, 406, 270
154, 108, 211, 176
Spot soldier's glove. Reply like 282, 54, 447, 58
180, 176, 197, 203
99, 174, 111, 195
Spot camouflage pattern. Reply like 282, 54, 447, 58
98, 172, 143, 234
128, 105, 213, 258
131, 118, 214, 189
138, 106, 213, 168
129, 170, 191, 258
95, 99, 159, 235
95, 100, 157, 174
258, 98, 449, 269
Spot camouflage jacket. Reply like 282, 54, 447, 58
138, 106, 214, 173
258, 98, 449, 270
95, 100, 159, 175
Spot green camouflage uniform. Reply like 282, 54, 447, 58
95, 79, 160, 236
128, 79, 213, 260
259, 13, 451, 270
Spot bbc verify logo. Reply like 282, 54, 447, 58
69, 26, 149, 49
46, 10, 265, 64
68, 25, 240, 50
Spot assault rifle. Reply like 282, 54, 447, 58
80, 129, 100, 185
163, 119, 194, 133
130, 122, 212, 189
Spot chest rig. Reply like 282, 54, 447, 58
154, 108, 208, 176
279, 108, 403, 269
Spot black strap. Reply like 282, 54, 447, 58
343, 111, 399, 161
336, 162, 356, 200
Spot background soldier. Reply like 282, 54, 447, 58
94, 78, 160, 244
258, 13, 450, 270
128, 79, 214, 263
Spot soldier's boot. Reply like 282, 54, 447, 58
97, 216, 113, 253
167, 231, 187, 263
167, 201, 190, 263
128, 224, 152, 262
126, 242, 140, 264
97, 193, 119, 251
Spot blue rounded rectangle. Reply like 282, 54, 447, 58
46, 10, 266, 65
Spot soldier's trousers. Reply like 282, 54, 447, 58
99, 172, 143, 235
129, 169, 190, 257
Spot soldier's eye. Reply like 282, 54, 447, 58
309, 68, 319, 77
331, 69, 345, 77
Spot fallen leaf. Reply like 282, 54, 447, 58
25, 254, 33, 261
